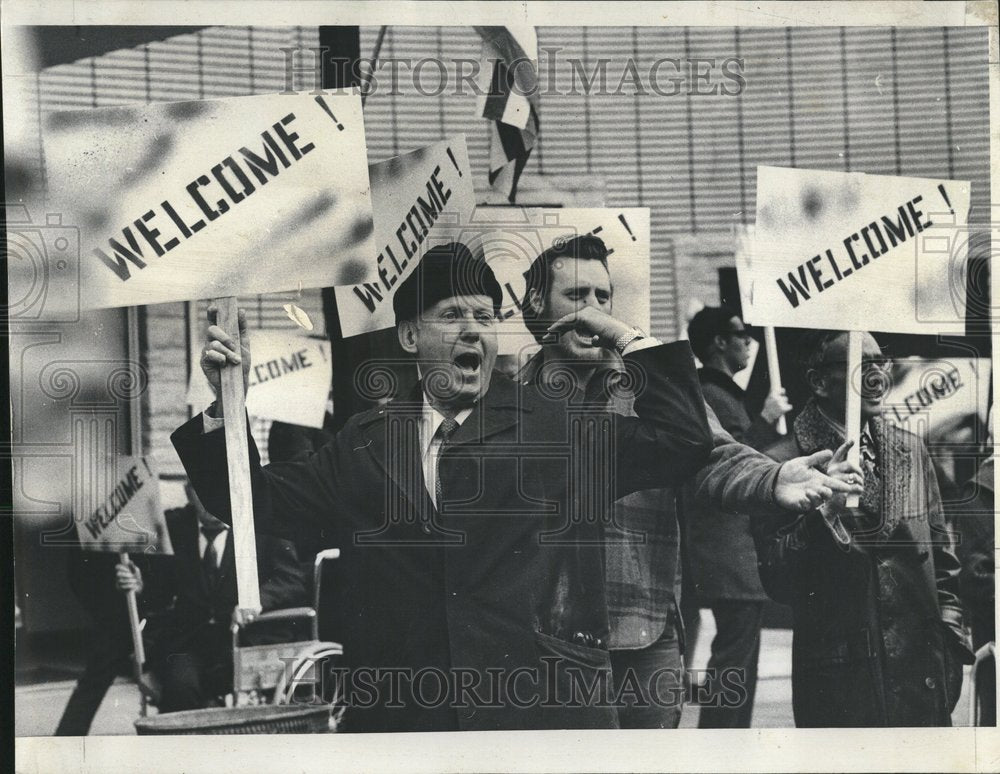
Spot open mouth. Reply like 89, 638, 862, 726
454, 351, 482, 373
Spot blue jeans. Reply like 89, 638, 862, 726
609, 625, 684, 729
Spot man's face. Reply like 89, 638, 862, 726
719, 316, 753, 373
537, 257, 613, 360
400, 294, 499, 409
810, 332, 888, 421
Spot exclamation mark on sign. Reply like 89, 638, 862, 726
314, 96, 344, 130
618, 214, 636, 240
937, 184, 954, 216
446, 146, 463, 177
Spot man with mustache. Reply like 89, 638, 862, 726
173, 242, 717, 731
756, 329, 975, 727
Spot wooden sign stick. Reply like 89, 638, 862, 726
214, 296, 262, 613
118, 550, 146, 671
845, 330, 863, 508
763, 327, 787, 436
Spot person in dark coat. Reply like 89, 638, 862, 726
756, 329, 975, 727
117, 483, 309, 712
53, 548, 149, 735
515, 238, 861, 728
173, 243, 719, 732
682, 306, 792, 728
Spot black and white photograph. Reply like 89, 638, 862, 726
4, 1, 998, 771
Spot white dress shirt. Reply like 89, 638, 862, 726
419, 397, 472, 505
198, 525, 229, 567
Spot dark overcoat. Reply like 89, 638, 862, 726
757, 403, 974, 727
172, 342, 712, 732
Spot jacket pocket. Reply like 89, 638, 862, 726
532, 630, 617, 729
534, 630, 611, 670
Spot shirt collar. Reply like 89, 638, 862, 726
420, 394, 473, 456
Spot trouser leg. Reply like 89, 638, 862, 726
610, 626, 685, 729
697, 599, 764, 729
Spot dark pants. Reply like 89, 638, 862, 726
697, 599, 764, 729
609, 626, 685, 729
54, 628, 131, 735
152, 623, 232, 713
976, 654, 996, 726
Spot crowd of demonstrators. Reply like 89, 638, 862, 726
170, 238, 862, 732
681, 306, 791, 728
54, 236, 991, 732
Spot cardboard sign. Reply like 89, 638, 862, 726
740, 167, 971, 335
42, 93, 375, 309
882, 358, 989, 441
334, 137, 476, 337
77, 456, 171, 554
187, 330, 332, 428
452, 208, 651, 356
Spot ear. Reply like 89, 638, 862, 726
397, 319, 419, 355
712, 333, 727, 353
805, 368, 828, 398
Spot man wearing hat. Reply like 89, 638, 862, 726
173, 242, 718, 731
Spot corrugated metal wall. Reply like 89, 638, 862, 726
23, 25, 991, 478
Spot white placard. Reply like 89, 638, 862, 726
740, 166, 971, 335
334, 137, 476, 337
187, 330, 332, 428
41, 93, 374, 309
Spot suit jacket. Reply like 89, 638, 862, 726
143, 506, 308, 661
756, 401, 974, 727
173, 342, 713, 732
682, 367, 778, 602
517, 351, 783, 650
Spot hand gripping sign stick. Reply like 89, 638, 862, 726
214, 297, 263, 614
763, 327, 787, 436
845, 330, 864, 508
118, 551, 147, 704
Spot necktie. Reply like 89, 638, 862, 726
201, 525, 225, 588
434, 417, 459, 511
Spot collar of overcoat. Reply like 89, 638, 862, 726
356, 370, 532, 512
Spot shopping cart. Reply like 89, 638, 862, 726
135, 548, 344, 735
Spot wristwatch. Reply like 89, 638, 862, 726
613, 327, 646, 355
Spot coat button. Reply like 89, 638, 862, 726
573, 632, 588, 645
925, 677, 937, 690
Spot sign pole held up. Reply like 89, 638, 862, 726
214, 297, 262, 613
763, 327, 787, 436
845, 330, 863, 508
118, 550, 147, 715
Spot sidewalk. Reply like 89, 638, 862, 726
15, 611, 975, 735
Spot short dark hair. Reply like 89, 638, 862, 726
520, 234, 610, 343
687, 305, 742, 361
393, 242, 503, 326
796, 329, 848, 376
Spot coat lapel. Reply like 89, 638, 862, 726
356, 372, 531, 514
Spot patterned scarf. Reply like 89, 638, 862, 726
793, 399, 913, 542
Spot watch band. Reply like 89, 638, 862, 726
613, 327, 645, 355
